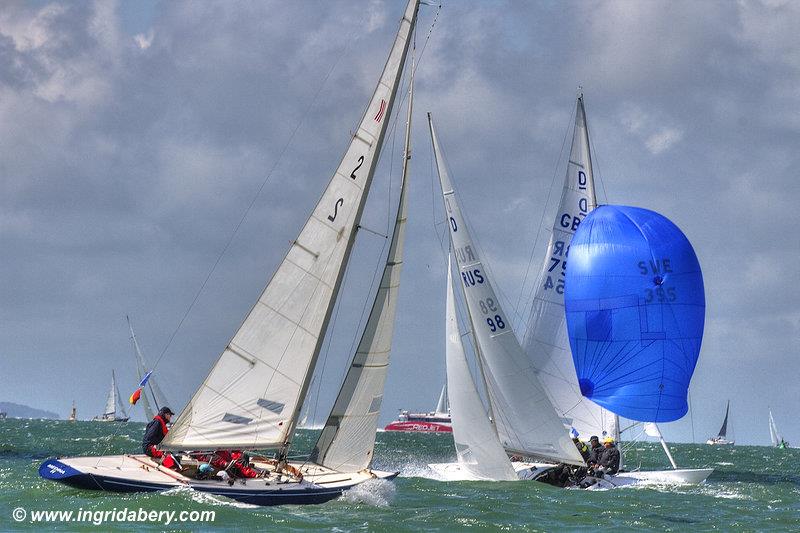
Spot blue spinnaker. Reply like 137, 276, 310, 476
564, 205, 705, 422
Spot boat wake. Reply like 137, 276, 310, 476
339, 479, 396, 507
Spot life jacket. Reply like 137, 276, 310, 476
154, 415, 169, 437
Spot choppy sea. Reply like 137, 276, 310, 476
1, 419, 798, 531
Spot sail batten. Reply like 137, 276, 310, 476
429, 114, 584, 466
163, 0, 420, 452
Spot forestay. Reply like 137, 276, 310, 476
310, 50, 415, 472
445, 255, 517, 481
429, 114, 584, 466
523, 94, 617, 441
164, 0, 419, 451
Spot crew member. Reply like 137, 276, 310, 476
142, 406, 178, 468
595, 437, 620, 476
572, 437, 590, 463
588, 435, 603, 465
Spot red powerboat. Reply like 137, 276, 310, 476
384, 385, 451, 432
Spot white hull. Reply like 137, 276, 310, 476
428, 461, 713, 488
427, 461, 562, 482
706, 438, 734, 445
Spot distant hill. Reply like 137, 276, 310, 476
0, 402, 60, 420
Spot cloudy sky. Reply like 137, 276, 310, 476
1, 0, 797, 446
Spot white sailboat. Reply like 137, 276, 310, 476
92, 370, 130, 422
426, 113, 585, 481
127, 316, 169, 422
706, 400, 734, 445
768, 408, 789, 449
41, 0, 422, 506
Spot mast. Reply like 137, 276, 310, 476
163, 0, 419, 453
309, 34, 416, 472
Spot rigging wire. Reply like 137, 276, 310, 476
514, 101, 576, 340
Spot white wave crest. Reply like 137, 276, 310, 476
339, 478, 396, 507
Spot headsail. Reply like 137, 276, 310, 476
444, 254, 516, 481
523, 94, 616, 440
310, 45, 415, 472
564, 205, 705, 423
429, 113, 584, 466
163, 0, 420, 451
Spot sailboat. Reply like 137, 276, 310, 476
706, 400, 734, 445
384, 384, 452, 433
426, 113, 586, 481
768, 408, 789, 448
127, 316, 169, 422
40, 0, 421, 506
564, 204, 714, 487
92, 370, 130, 422
68, 401, 77, 422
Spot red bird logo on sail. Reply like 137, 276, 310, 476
374, 99, 387, 122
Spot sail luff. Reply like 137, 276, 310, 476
523, 93, 617, 441
163, 0, 419, 452
309, 31, 415, 472
445, 254, 517, 481
428, 113, 584, 466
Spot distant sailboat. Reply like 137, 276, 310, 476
68, 401, 77, 422
92, 371, 130, 422
384, 384, 452, 433
41, 0, 423, 506
706, 400, 734, 445
127, 316, 169, 421
768, 408, 789, 449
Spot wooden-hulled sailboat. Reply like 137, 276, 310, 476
92, 370, 130, 422
40, 0, 421, 506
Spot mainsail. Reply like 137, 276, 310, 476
768, 408, 780, 447
523, 93, 616, 440
429, 114, 584, 466
164, 0, 419, 451
310, 48, 414, 472
717, 400, 730, 439
444, 254, 517, 481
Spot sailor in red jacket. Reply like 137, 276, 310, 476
142, 407, 177, 467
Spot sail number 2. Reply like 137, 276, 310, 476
326, 155, 366, 222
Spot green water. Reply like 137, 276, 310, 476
1, 419, 798, 531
